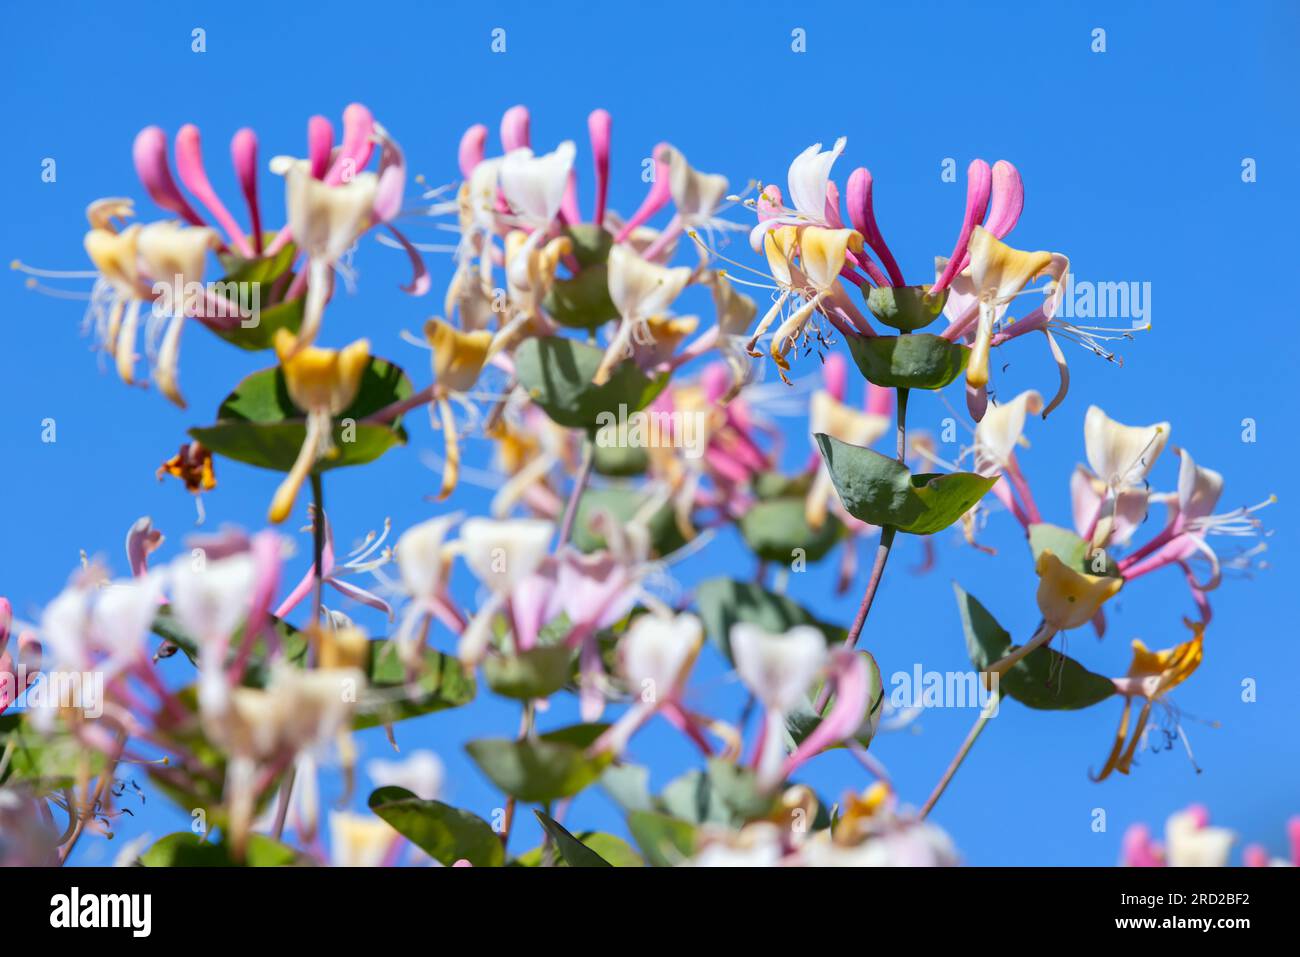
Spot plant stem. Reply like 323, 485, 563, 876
272, 767, 296, 840
919, 688, 1000, 820
499, 701, 535, 852
813, 384, 909, 712
556, 438, 594, 548
363, 384, 434, 425
896, 387, 910, 461
311, 472, 325, 629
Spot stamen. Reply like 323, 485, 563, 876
11, 260, 99, 280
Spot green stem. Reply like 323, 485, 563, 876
556, 437, 594, 548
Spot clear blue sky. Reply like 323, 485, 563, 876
2, 0, 1296, 865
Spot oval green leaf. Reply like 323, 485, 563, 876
955, 583, 1116, 710
845, 332, 968, 390
189, 356, 413, 474
515, 336, 667, 431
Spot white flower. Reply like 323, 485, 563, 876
1084, 405, 1170, 491
973, 390, 1042, 476
730, 623, 827, 714
367, 750, 445, 802
499, 141, 575, 228
618, 613, 703, 697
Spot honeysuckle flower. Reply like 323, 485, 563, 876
38, 567, 163, 686
125, 516, 165, 578
329, 811, 399, 867
986, 549, 1123, 678
157, 440, 216, 496
169, 546, 257, 708
1164, 805, 1234, 867
455, 517, 555, 665
638, 144, 737, 260
366, 750, 444, 801
1120, 447, 1273, 597
274, 158, 379, 353
275, 510, 393, 622
0, 787, 59, 866
687, 821, 786, 868
1034, 549, 1123, 632
134, 220, 221, 407
267, 330, 371, 524
971, 389, 1045, 528
730, 623, 827, 791
795, 782, 960, 867
391, 514, 464, 663
590, 613, 705, 756
77, 202, 222, 407
423, 318, 495, 499
765, 227, 865, 379
503, 228, 572, 323
962, 227, 1060, 393
203, 661, 364, 857
1080, 405, 1168, 546
596, 244, 693, 384
1243, 817, 1300, 868
0, 599, 40, 717
1119, 822, 1164, 867
1092, 619, 1204, 781
1070, 464, 1148, 549
499, 141, 576, 230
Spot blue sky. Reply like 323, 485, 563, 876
2, 0, 1297, 865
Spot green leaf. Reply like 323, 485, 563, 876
906, 471, 1000, 535
515, 336, 667, 431
209, 298, 304, 352
189, 356, 413, 474
591, 433, 650, 476
544, 265, 620, 329
465, 734, 612, 803
0, 722, 105, 789
205, 239, 304, 351
564, 224, 615, 268
570, 486, 688, 558
139, 832, 309, 867
752, 471, 813, 500
956, 583, 1116, 710
532, 809, 613, 866
627, 811, 697, 867
1028, 523, 1121, 578
514, 831, 642, 867
694, 577, 844, 662
845, 333, 968, 390
739, 497, 842, 563
785, 650, 885, 751
367, 787, 504, 867
815, 434, 995, 534
356, 640, 476, 729
865, 284, 948, 332
600, 763, 655, 813
659, 759, 777, 827
483, 645, 575, 700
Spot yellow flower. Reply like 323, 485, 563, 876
763, 226, 864, 382
424, 318, 494, 500
1093, 620, 1205, 781
966, 226, 1055, 390
426, 318, 492, 395
1034, 549, 1123, 631
267, 329, 370, 523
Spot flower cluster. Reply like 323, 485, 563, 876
2, 105, 1272, 868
